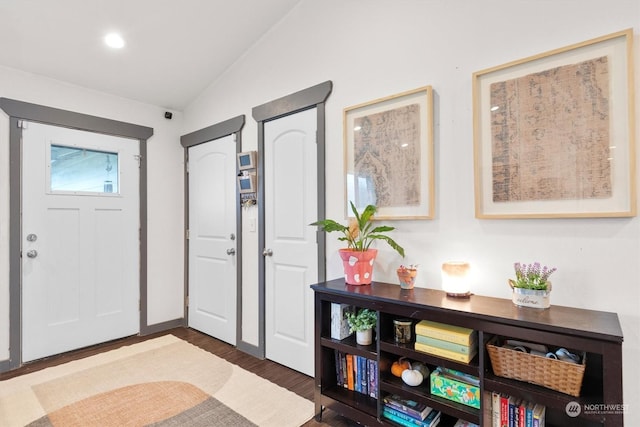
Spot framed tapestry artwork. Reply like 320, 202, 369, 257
473, 29, 635, 218
344, 86, 434, 220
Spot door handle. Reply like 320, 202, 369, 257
226, 248, 236, 255
263, 248, 273, 257
26, 250, 38, 258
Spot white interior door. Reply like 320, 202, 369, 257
188, 136, 237, 345
264, 108, 318, 376
22, 122, 140, 362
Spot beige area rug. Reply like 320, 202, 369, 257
0, 335, 314, 426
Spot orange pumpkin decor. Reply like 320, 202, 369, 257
391, 357, 411, 377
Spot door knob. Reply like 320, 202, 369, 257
263, 248, 273, 257
226, 248, 236, 255
26, 250, 38, 258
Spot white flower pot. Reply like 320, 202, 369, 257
512, 287, 551, 309
356, 328, 373, 345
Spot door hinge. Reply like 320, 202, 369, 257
185, 296, 189, 308
186, 229, 190, 239
17, 120, 28, 129
134, 154, 142, 168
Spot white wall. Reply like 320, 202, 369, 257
0, 66, 185, 361
183, 0, 640, 408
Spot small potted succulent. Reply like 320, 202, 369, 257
345, 308, 377, 345
508, 262, 557, 309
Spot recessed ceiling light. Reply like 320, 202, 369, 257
104, 33, 125, 49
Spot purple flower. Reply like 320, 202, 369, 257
512, 262, 556, 290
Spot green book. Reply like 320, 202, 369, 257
415, 342, 477, 363
415, 333, 477, 354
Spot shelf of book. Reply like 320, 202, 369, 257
483, 375, 606, 424
312, 278, 624, 427
380, 373, 481, 425
483, 390, 609, 427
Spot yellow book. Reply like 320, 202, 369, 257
414, 341, 477, 363
414, 320, 476, 345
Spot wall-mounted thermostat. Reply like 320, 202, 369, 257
237, 173, 257, 194
237, 151, 257, 171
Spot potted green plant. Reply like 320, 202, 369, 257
310, 202, 405, 285
508, 262, 556, 308
345, 308, 377, 345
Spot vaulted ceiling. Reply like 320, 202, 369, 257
0, 0, 302, 110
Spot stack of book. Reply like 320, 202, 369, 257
491, 392, 546, 427
334, 351, 377, 398
382, 394, 441, 427
414, 320, 478, 363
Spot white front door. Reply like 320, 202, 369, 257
22, 122, 140, 362
264, 108, 318, 376
188, 136, 237, 345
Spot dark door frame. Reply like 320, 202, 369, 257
180, 115, 245, 345
249, 81, 332, 358
0, 98, 153, 372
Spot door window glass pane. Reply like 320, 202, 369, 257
50, 145, 119, 193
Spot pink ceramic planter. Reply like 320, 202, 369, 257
338, 249, 378, 285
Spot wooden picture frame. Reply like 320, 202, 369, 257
473, 29, 635, 219
344, 86, 434, 220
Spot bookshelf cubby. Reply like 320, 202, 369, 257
312, 278, 624, 427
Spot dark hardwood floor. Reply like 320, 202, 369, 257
0, 327, 357, 427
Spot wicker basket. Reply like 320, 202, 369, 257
486, 337, 586, 397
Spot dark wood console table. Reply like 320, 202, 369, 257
312, 278, 623, 426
